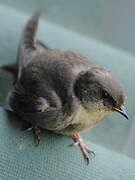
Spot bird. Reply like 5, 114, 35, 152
3, 11, 128, 164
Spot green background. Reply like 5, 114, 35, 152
0, 1, 135, 180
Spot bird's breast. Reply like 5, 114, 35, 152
74, 106, 108, 130
60, 104, 109, 135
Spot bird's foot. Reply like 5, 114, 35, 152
72, 134, 95, 165
24, 125, 41, 146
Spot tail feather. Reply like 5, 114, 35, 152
20, 11, 41, 52
17, 11, 41, 80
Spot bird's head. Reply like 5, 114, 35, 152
74, 67, 128, 119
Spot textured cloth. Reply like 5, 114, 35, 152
0, 4, 135, 180
0, 109, 135, 180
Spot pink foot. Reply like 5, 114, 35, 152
72, 134, 95, 165
24, 125, 41, 145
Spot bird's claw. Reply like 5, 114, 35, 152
23, 125, 41, 145
72, 134, 95, 165
86, 157, 89, 165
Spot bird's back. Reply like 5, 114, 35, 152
64, 49, 100, 75
36, 48, 100, 78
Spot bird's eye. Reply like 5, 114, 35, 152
102, 90, 110, 98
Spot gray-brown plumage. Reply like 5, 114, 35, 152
5, 11, 128, 164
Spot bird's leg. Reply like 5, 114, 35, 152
72, 134, 95, 164
24, 125, 41, 146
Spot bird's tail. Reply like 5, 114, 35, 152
17, 11, 41, 79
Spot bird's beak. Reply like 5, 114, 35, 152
113, 106, 128, 119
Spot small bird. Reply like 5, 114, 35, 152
4, 11, 128, 164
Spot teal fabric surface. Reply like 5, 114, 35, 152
0, 4, 135, 180
0, 109, 135, 180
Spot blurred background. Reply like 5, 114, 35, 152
1, 0, 135, 55
0, 0, 135, 159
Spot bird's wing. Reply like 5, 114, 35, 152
1, 63, 18, 83
0, 67, 14, 110
1, 37, 50, 82
0, 10, 47, 111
